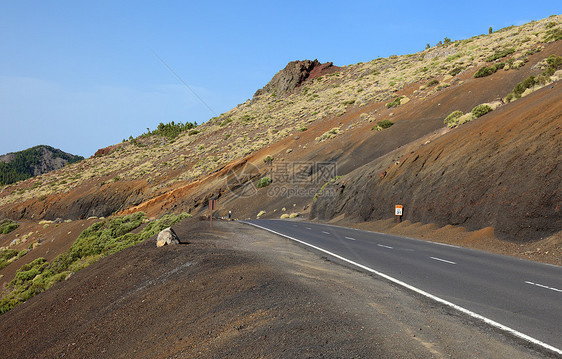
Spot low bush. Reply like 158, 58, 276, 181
474, 62, 505, 78
0, 212, 190, 314
486, 48, 515, 62
505, 55, 562, 102
426, 79, 439, 87
256, 177, 272, 188
0, 219, 18, 234
0, 249, 25, 270
472, 104, 493, 118
376, 120, 394, 129
444, 111, 464, 126
263, 155, 274, 165
148, 121, 197, 139
449, 67, 463, 76
545, 27, 562, 42
385, 96, 403, 108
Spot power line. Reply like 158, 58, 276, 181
152, 50, 218, 116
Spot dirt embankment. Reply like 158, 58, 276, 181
313, 81, 562, 242
0, 220, 549, 358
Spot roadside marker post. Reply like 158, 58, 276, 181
209, 199, 217, 229
395, 205, 403, 223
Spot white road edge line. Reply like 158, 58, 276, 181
242, 221, 562, 356
345, 236, 356, 241
377, 244, 393, 249
430, 256, 456, 265
525, 281, 562, 293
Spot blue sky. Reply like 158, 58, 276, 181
1, 1, 560, 157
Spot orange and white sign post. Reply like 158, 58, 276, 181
395, 205, 403, 223
209, 199, 217, 229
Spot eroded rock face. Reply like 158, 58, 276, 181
254, 60, 338, 98
156, 227, 180, 247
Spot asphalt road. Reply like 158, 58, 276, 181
242, 219, 562, 356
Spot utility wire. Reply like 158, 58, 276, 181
152, 50, 218, 116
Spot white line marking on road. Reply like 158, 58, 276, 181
377, 244, 393, 249
430, 257, 456, 265
240, 221, 562, 356
306, 227, 312, 230
525, 281, 562, 293
345, 236, 356, 241
322, 231, 330, 235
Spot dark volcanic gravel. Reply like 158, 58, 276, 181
0, 219, 550, 358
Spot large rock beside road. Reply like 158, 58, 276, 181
156, 227, 179, 247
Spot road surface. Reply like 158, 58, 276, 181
243, 219, 562, 356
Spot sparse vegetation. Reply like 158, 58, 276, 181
313, 176, 342, 201
544, 27, 562, 42
486, 48, 515, 62
472, 104, 493, 118
0, 249, 27, 270
0, 219, 19, 234
372, 120, 394, 131
386, 96, 403, 108
426, 79, 439, 87
474, 63, 505, 78
444, 111, 464, 127
0, 212, 190, 314
146, 121, 197, 140
505, 55, 562, 102
263, 155, 274, 165
256, 177, 272, 188
316, 127, 342, 142
449, 67, 464, 76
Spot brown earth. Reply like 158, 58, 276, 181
0, 220, 552, 358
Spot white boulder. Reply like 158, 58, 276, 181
156, 228, 179, 247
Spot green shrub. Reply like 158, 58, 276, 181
505, 55, 562, 101
342, 99, 356, 106
0, 249, 22, 270
472, 104, 493, 118
444, 111, 464, 126
0, 212, 190, 315
386, 97, 403, 108
0, 219, 18, 234
263, 155, 274, 165
256, 177, 272, 188
377, 119, 394, 129
486, 48, 515, 62
474, 62, 505, 78
449, 67, 463, 76
474, 66, 494, 78
220, 118, 233, 127
372, 120, 394, 131
513, 76, 536, 97
545, 27, 562, 42
427, 79, 439, 87
148, 121, 197, 139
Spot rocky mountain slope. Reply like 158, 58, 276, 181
0, 145, 84, 185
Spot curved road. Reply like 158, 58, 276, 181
242, 219, 562, 356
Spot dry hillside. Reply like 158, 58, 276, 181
1, 15, 562, 313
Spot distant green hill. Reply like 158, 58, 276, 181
0, 145, 84, 185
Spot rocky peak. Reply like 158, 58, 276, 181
254, 59, 338, 98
